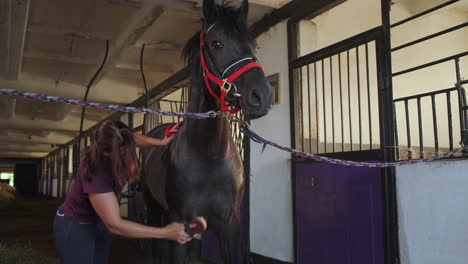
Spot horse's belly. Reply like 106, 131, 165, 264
170, 176, 240, 222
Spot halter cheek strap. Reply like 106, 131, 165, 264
199, 27, 265, 114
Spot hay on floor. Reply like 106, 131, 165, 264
0, 243, 58, 264
0, 183, 16, 201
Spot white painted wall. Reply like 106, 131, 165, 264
250, 21, 293, 262
300, 0, 381, 55
396, 160, 468, 264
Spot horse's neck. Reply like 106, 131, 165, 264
182, 71, 232, 154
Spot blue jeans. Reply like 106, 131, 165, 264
53, 208, 112, 264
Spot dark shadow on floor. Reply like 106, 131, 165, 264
0, 196, 154, 263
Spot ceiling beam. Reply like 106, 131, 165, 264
0, 117, 95, 133
153, 0, 201, 17
1, 0, 30, 80
0, 151, 48, 158
91, 4, 165, 85
250, 0, 345, 35
0, 143, 57, 153
23, 51, 175, 74
26, 25, 114, 41
0, 135, 71, 146
232, 0, 290, 8
0, 77, 135, 105
2, 128, 51, 137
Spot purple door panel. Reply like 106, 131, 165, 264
295, 163, 384, 264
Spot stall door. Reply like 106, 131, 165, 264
295, 162, 384, 264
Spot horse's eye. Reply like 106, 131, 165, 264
212, 41, 224, 49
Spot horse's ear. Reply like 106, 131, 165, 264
238, 0, 249, 24
203, 0, 216, 22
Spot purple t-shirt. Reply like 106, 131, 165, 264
62, 159, 123, 222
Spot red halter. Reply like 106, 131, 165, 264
199, 26, 264, 114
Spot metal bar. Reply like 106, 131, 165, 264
330, 57, 335, 152
347, 50, 353, 151
417, 97, 423, 158
391, 0, 460, 28
393, 51, 468, 77
170, 102, 176, 123
314, 62, 319, 153
307, 65, 312, 153
462, 87, 468, 114
405, 99, 411, 151
322, 60, 327, 153
393, 103, 400, 160
461, 80, 468, 85
392, 22, 468, 52
447, 91, 454, 151
356, 47, 362, 150
394, 87, 457, 102
431, 95, 439, 154
131, 125, 144, 133
366, 42, 372, 149
288, 20, 298, 153
159, 99, 189, 103
339, 53, 344, 151
300, 67, 305, 151
455, 58, 466, 129
47, 158, 51, 196
57, 151, 62, 198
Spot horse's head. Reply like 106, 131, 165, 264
185, 0, 273, 119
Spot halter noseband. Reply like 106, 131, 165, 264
199, 24, 264, 114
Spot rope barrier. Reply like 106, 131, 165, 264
240, 124, 466, 167
2, 88, 465, 168
0, 88, 213, 120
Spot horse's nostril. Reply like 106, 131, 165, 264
250, 90, 262, 106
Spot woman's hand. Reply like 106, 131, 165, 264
160, 135, 175, 146
134, 133, 174, 147
163, 222, 192, 244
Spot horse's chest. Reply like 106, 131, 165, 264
172, 158, 242, 192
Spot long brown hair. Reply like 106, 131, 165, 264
83, 120, 140, 185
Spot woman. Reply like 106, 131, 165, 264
54, 120, 191, 264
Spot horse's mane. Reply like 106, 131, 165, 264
183, 1, 251, 72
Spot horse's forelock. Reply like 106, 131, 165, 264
183, 1, 251, 70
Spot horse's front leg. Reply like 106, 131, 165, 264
210, 216, 239, 264
143, 189, 170, 264
169, 213, 190, 264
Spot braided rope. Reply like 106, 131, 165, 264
0, 89, 212, 120
241, 125, 467, 167
2, 88, 465, 167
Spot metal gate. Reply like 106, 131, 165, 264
290, 27, 386, 157
390, 0, 468, 160
289, 25, 390, 264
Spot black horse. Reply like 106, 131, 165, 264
142, 0, 273, 263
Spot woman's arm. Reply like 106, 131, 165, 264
89, 192, 191, 244
133, 133, 173, 148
